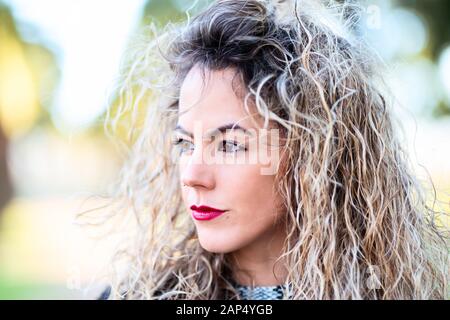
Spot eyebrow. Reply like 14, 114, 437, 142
173, 123, 252, 140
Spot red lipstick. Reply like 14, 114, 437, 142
190, 205, 227, 221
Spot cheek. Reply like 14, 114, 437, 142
219, 164, 281, 226
195, 164, 283, 253
212, 165, 282, 251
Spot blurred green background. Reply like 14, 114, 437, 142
0, 0, 449, 299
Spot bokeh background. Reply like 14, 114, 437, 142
0, 0, 449, 299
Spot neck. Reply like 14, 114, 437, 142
229, 222, 288, 286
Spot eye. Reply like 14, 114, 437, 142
171, 137, 194, 154
218, 140, 247, 153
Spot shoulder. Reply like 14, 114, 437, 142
97, 286, 111, 300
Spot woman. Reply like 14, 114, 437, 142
94, 0, 448, 299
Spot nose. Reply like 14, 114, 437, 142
180, 144, 215, 190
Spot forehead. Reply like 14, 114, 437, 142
178, 65, 257, 127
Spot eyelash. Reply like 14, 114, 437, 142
171, 138, 247, 154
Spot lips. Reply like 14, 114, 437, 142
190, 205, 227, 221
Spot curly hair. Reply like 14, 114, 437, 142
86, 0, 448, 299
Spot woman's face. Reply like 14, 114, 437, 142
174, 65, 285, 254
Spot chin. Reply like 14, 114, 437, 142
197, 236, 238, 254
198, 232, 239, 253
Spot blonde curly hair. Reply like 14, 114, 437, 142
86, 0, 448, 299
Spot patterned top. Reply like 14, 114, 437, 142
235, 283, 288, 300
97, 283, 292, 300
